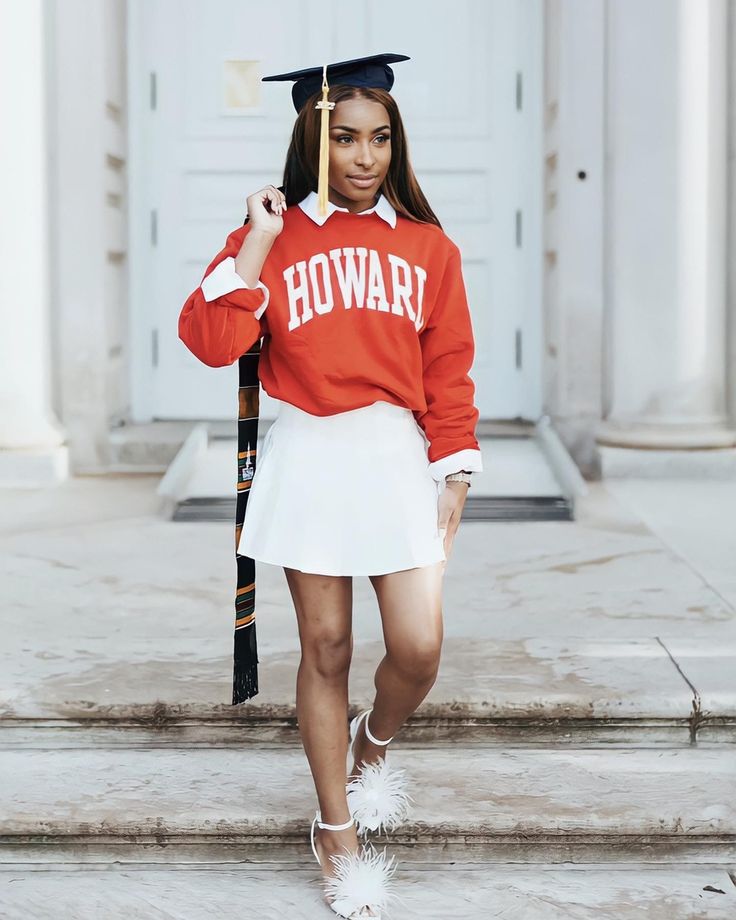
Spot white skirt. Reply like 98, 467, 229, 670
237, 398, 447, 575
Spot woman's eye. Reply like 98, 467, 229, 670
336, 135, 390, 144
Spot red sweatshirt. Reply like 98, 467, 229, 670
178, 190, 483, 481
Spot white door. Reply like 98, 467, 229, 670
128, 0, 543, 422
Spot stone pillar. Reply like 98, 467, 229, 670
597, 0, 736, 451
0, 0, 68, 485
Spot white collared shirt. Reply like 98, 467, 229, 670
298, 189, 397, 229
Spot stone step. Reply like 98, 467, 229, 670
4, 637, 734, 745
0, 862, 734, 919
1, 740, 733, 856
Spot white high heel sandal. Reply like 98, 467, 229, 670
310, 809, 398, 919
345, 708, 414, 837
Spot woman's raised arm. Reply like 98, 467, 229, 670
178, 224, 276, 367
178, 185, 286, 367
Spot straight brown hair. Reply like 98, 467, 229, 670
278, 85, 442, 229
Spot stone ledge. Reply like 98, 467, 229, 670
0, 863, 733, 919
0, 637, 715, 738
600, 445, 736, 479
1, 744, 732, 845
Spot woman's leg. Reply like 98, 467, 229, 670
283, 566, 361, 871
350, 560, 445, 775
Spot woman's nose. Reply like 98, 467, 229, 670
355, 142, 375, 165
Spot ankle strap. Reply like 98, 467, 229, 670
316, 811, 354, 831
364, 708, 393, 746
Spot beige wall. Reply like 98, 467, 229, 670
541, 0, 606, 478
543, 0, 736, 475
728, 0, 736, 426
46, 0, 129, 471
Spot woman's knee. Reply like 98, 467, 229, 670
301, 630, 352, 680
388, 632, 442, 683
285, 570, 353, 679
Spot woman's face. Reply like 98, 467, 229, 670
327, 97, 392, 212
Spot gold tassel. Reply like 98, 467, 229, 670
314, 64, 335, 217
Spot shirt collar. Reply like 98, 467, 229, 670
298, 189, 397, 229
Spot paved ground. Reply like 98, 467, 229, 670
1, 475, 735, 719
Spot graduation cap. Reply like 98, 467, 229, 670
262, 53, 410, 216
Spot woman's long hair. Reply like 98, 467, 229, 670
279, 85, 442, 228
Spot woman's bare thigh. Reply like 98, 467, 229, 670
368, 561, 445, 660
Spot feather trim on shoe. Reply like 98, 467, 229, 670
323, 840, 399, 919
346, 757, 414, 836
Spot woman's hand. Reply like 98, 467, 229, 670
246, 185, 287, 237
437, 480, 469, 561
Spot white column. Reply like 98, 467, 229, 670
597, 0, 736, 450
0, 0, 68, 484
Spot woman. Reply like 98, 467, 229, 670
178, 54, 483, 919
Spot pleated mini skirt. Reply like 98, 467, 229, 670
237, 398, 447, 575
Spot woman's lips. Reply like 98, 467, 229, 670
347, 176, 377, 187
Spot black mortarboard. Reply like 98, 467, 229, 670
262, 52, 410, 114
262, 53, 410, 217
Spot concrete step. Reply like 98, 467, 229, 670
1, 739, 733, 858
3, 635, 734, 745
0, 862, 734, 919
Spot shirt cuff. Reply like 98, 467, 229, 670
428, 447, 484, 482
201, 256, 270, 319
